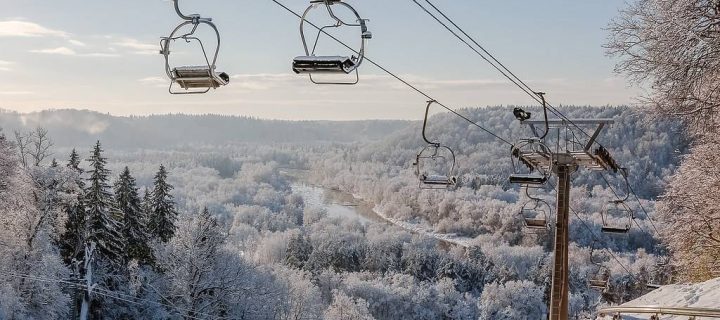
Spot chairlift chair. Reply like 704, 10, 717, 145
601, 200, 633, 234
647, 251, 672, 289
509, 138, 552, 187
414, 101, 457, 189
600, 169, 634, 234
160, 0, 229, 94
293, 0, 372, 84
589, 241, 610, 290
519, 187, 552, 231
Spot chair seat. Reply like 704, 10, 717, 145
293, 56, 356, 74
589, 279, 607, 289
173, 66, 229, 89
524, 219, 547, 229
509, 173, 547, 185
601, 226, 629, 234
421, 174, 456, 185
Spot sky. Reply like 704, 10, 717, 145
0, 0, 640, 120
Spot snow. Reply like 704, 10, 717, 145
597, 277, 720, 319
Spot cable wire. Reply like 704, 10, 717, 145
628, 183, 662, 236
409, 0, 541, 103
412, 0, 663, 242
544, 180, 639, 281
0, 271, 226, 320
268, 0, 514, 147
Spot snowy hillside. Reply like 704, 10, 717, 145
598, 277, 720, 319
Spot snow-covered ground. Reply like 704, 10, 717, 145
597, 277, 720, 319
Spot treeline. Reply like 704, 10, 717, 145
0, 109, 410, 149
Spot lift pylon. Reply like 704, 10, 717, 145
515, 117, 615, 320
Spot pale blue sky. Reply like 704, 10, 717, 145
0, 0, 638, 120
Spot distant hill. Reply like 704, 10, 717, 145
0, 109, 411, 149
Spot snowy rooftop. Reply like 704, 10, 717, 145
598, 277, 720, 319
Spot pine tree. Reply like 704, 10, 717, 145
60, 149, 86, 265
148, 164, 177, 242
142, 188, 152, 221
114, 167, 151, 265
85, 141, 125, 267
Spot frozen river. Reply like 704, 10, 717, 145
291, 183, 383, 225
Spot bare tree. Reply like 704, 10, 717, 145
13, 127, 54, 167
14, 130, 32, 167
607, 0, 720, 281
30, 127, 53, 166
606, 0, 720, 134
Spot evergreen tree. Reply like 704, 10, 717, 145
148, 164, 177, 242
142, 188, 152, 222
85, 141, 125, 266
60, 149, 86, 265
286, 233, 313, 270
114, 167, 152, 264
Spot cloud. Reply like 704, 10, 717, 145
138, 76, 166, 83
0, 60, 14, 71
111, 38, 157, 55
0, 20, 69, 38
138, 76, 168, 88
0, 91, 33, 95
30, 47, 77, 55
83, 52, 121, 58
30, 46, 120, 57
68, 39, 86, 47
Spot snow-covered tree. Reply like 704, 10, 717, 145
60, 149, 86, 265
286, 232, 312, 269
85, 141, 124, 266
608, 0, 720, 281
479, 280, 547, 320
154, 207, 269, 318
149, 165, 177, 242
324, 290, 375, 320
0, 131, 71, 318
656, 135, 720, 281
114, 167, 152, 264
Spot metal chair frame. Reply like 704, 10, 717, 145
601, 168, 635, 234
414, 100, 457, 190
160, 0, 228, 94
294, 0, 371, 85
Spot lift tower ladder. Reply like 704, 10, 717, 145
517, 118, 614, 320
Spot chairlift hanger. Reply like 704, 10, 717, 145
414, 100, 457, 189
509, 92, 552, 186
160, 0, 229, 94
293, 0, 372, 85
601, 168, 634, 234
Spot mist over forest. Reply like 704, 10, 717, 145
0, 109, 411, 149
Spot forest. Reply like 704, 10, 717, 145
0, 105, 688, 319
